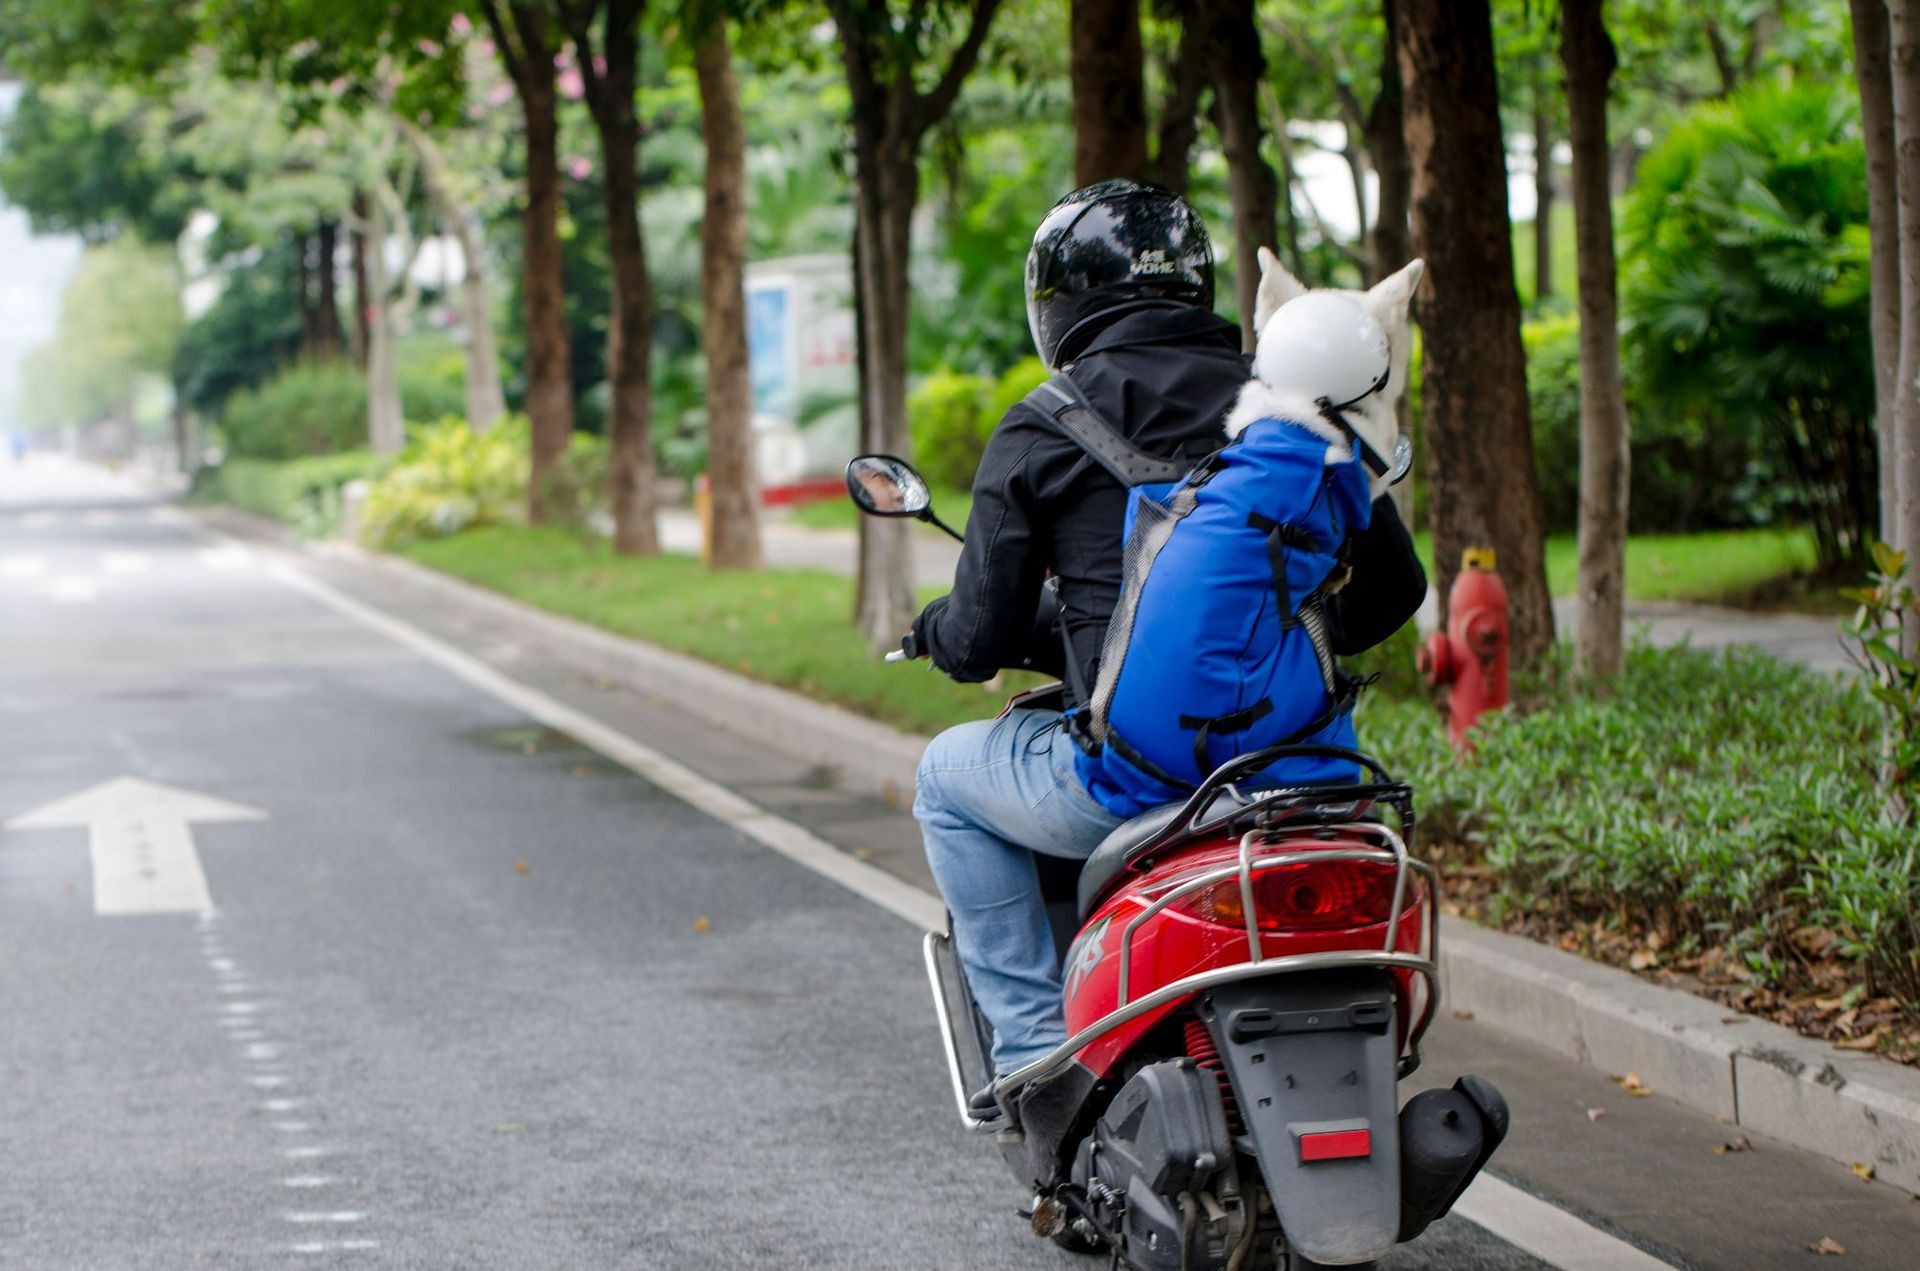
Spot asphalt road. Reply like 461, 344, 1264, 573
2, 454, 1915, 1269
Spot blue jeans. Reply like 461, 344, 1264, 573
914, 709, 1126, 1074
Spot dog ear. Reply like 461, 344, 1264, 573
1252, 246, 1310, 332
1362, 258, 1425, 332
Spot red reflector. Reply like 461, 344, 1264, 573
1298, 1129, 1372, 1162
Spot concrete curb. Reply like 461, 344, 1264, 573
1443, 919, 1920, 1193
208, 510, 1920, 1196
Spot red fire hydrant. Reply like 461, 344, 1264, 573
1417, 548, 1510, 748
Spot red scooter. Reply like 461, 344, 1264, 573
850, 456, 1507, 1270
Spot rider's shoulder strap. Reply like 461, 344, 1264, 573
1022, 371, 1190, 488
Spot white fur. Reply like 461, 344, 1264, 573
1247, 249, 1426, 498
1222, 382, 1351, 462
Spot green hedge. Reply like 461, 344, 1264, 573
221, 362, 369, 461
213, 452, 385, 537
1363, 645, 1915, 1006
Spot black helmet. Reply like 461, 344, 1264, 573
1025, 179, 1215, 369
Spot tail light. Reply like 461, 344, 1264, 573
1177, 856, 1405, 932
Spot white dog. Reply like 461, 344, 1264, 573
1231, 247, 1425, 500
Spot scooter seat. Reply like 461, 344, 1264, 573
1077, 791, 1255, 917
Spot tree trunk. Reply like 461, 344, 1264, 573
295, 228, 319, 357
852, 155, 919, 648
697, 20, 762, 571
1368, 0, 1413, 524
1203, 0, 1278, 348
349, 191, 371, 369
695, 21, 760, 572
1397, 0, 1555, 665
1153, 9, 1207, 193
400, 119, 505, 434
583, 0, 659, 555
1890, 0, 1920, 644
315, 221, 343, 359
1855, 0, 1900, 545
1563, 0, 1629, 678
1367, 0, 1411, 286
518, 28, 577, 525
363, 196, 406, 455
1532, 67, 1554, 306
452, 207, 507, 434
1071, 0, 1150, 185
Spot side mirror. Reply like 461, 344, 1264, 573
845, 453, 931, 517
844, 454, 964, 542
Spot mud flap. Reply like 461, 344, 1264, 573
1199, 970, 1401, 1266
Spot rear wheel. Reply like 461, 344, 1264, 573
1285, 1255, 1375, 1271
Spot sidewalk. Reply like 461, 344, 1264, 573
662, 506, 1852, 674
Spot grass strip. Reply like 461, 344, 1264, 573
402, 525, 1038, 736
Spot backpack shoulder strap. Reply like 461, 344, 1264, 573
1022, 371, 1190, 487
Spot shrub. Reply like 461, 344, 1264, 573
397, 332, 470, 425
359, 417, 529, 548
221, 362, 368, 461
1523, 315, 1792, 535
909, 369, 992, 489
213, 452, 384, 537
1621, 82, 1873, 569
1362, 644, 1916, 1005
984, 355, 1049, 427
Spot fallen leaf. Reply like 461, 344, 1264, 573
1809, 1236, 1847, 1256
1612, 1072, 1652, 1097
1852, 1162, 1876, 1182
1712, 1135, 1752, 1156
571, 764, 595, 778
513, 858, 529, 875
63, 882, 75, 895
692, 915, 711, 933
1629, 949, 1659, 970
1586, 1107, 1606, 1121
1836, 1031, 1885, 1052
1453, 1009, 1475, 1021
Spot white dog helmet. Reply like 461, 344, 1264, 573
1254, 291, 1391, 412
1253, 291, 1406, 482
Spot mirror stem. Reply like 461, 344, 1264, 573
921, 511, 964, 543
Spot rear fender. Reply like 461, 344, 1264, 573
1199, 970, 1401, 1266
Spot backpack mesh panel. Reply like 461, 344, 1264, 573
1087, 483, 1202, 744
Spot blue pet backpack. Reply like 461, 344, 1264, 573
1025, 373, 1376, 819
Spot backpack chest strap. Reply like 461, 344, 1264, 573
1025, 373, 1192, 487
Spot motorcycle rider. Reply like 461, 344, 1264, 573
908, 180, 1428, 1119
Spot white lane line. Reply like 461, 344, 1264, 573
193, 519, 1661, 1271
1, 554, 47, 578
199, 545, 254, 570
1453, 1174, 1673, 1269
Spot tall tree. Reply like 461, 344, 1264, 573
1368, 0, 1411, 286
1152, 12, 1207, 193
560, 0, 659, 554
1071, 0, 1149, 184
480, 1, 578, 523
827, 0, 1004, 649
1198, 0, 1277, 347
1396, 0, 1554, 664
399, 119, 508, 434
1562, 0, 1628, 677
693, 9, 761, 570
1891, 0, 1920, 625
1856, 0, 1901, 545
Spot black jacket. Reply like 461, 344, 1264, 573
911, 306, 1426, 706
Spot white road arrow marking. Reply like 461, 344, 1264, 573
5, 777, 266, 915
1, 554, 48, 579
